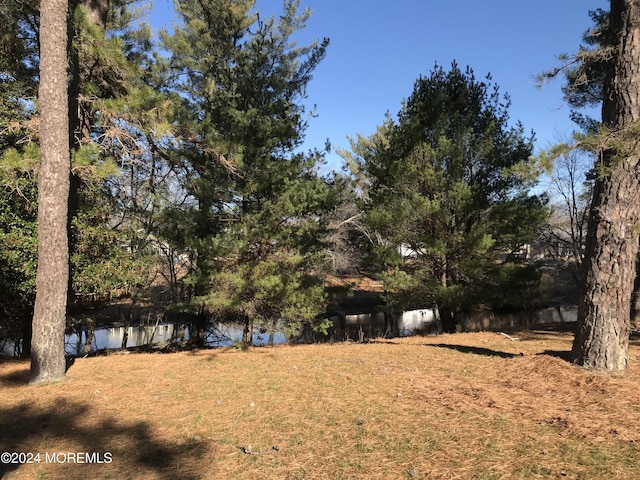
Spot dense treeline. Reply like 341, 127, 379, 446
2, 0, 583, 359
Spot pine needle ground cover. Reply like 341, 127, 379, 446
1, 331, 640, 479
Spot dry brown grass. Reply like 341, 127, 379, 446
2, 331, 640, 479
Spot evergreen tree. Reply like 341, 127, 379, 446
0, 154, 38, 357
31, 0, 70, 383
559, 8, 611, 133
0, 1, 39, 152
0, 0, 160, 356
159, 0, 331, 344
571, 0, 640, 371
351, 63, 547, 332
540, 2, 640, 371
0, 1, 40, 355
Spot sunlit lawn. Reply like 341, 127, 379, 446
1, 331, 640, 479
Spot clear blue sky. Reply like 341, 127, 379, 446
149, 0, 606, 172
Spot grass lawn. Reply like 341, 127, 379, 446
1, 330, 640, 479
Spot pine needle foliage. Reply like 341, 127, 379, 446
350, 63, 548, 329
159, 0, 331, 342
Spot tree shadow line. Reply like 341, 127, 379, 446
423, 343, 573, 362
0, 381, 210, 479
0, 364, 30, 387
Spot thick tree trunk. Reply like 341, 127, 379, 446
30, 0, 70, 384
572, 0, 640, 371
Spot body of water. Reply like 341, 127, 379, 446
1, 306, 576, 358
63, 322, 289, 356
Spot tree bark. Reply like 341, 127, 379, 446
242, 314, 253, 346
30, 0, 70, 384
82, 318, 95, 355
572, 0, 640, 371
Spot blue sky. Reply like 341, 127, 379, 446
149, 0, 606, 172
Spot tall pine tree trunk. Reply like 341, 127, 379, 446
30, 0, 70, 383
572, 0, 640, 371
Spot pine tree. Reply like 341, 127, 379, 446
1, 0, 161, 356
351, 63, 547, 332
571, 0, 640, 371
30, 0, 70, 383
160, 0, 331, 344
540, 1, 640, 371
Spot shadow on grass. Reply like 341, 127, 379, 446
425, 344, 520, 358
0, 366, 30, 387
0, 398, 210, 479
426, 343, 575, 363
538, 350, 573, 363
530, 322, 577, 333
